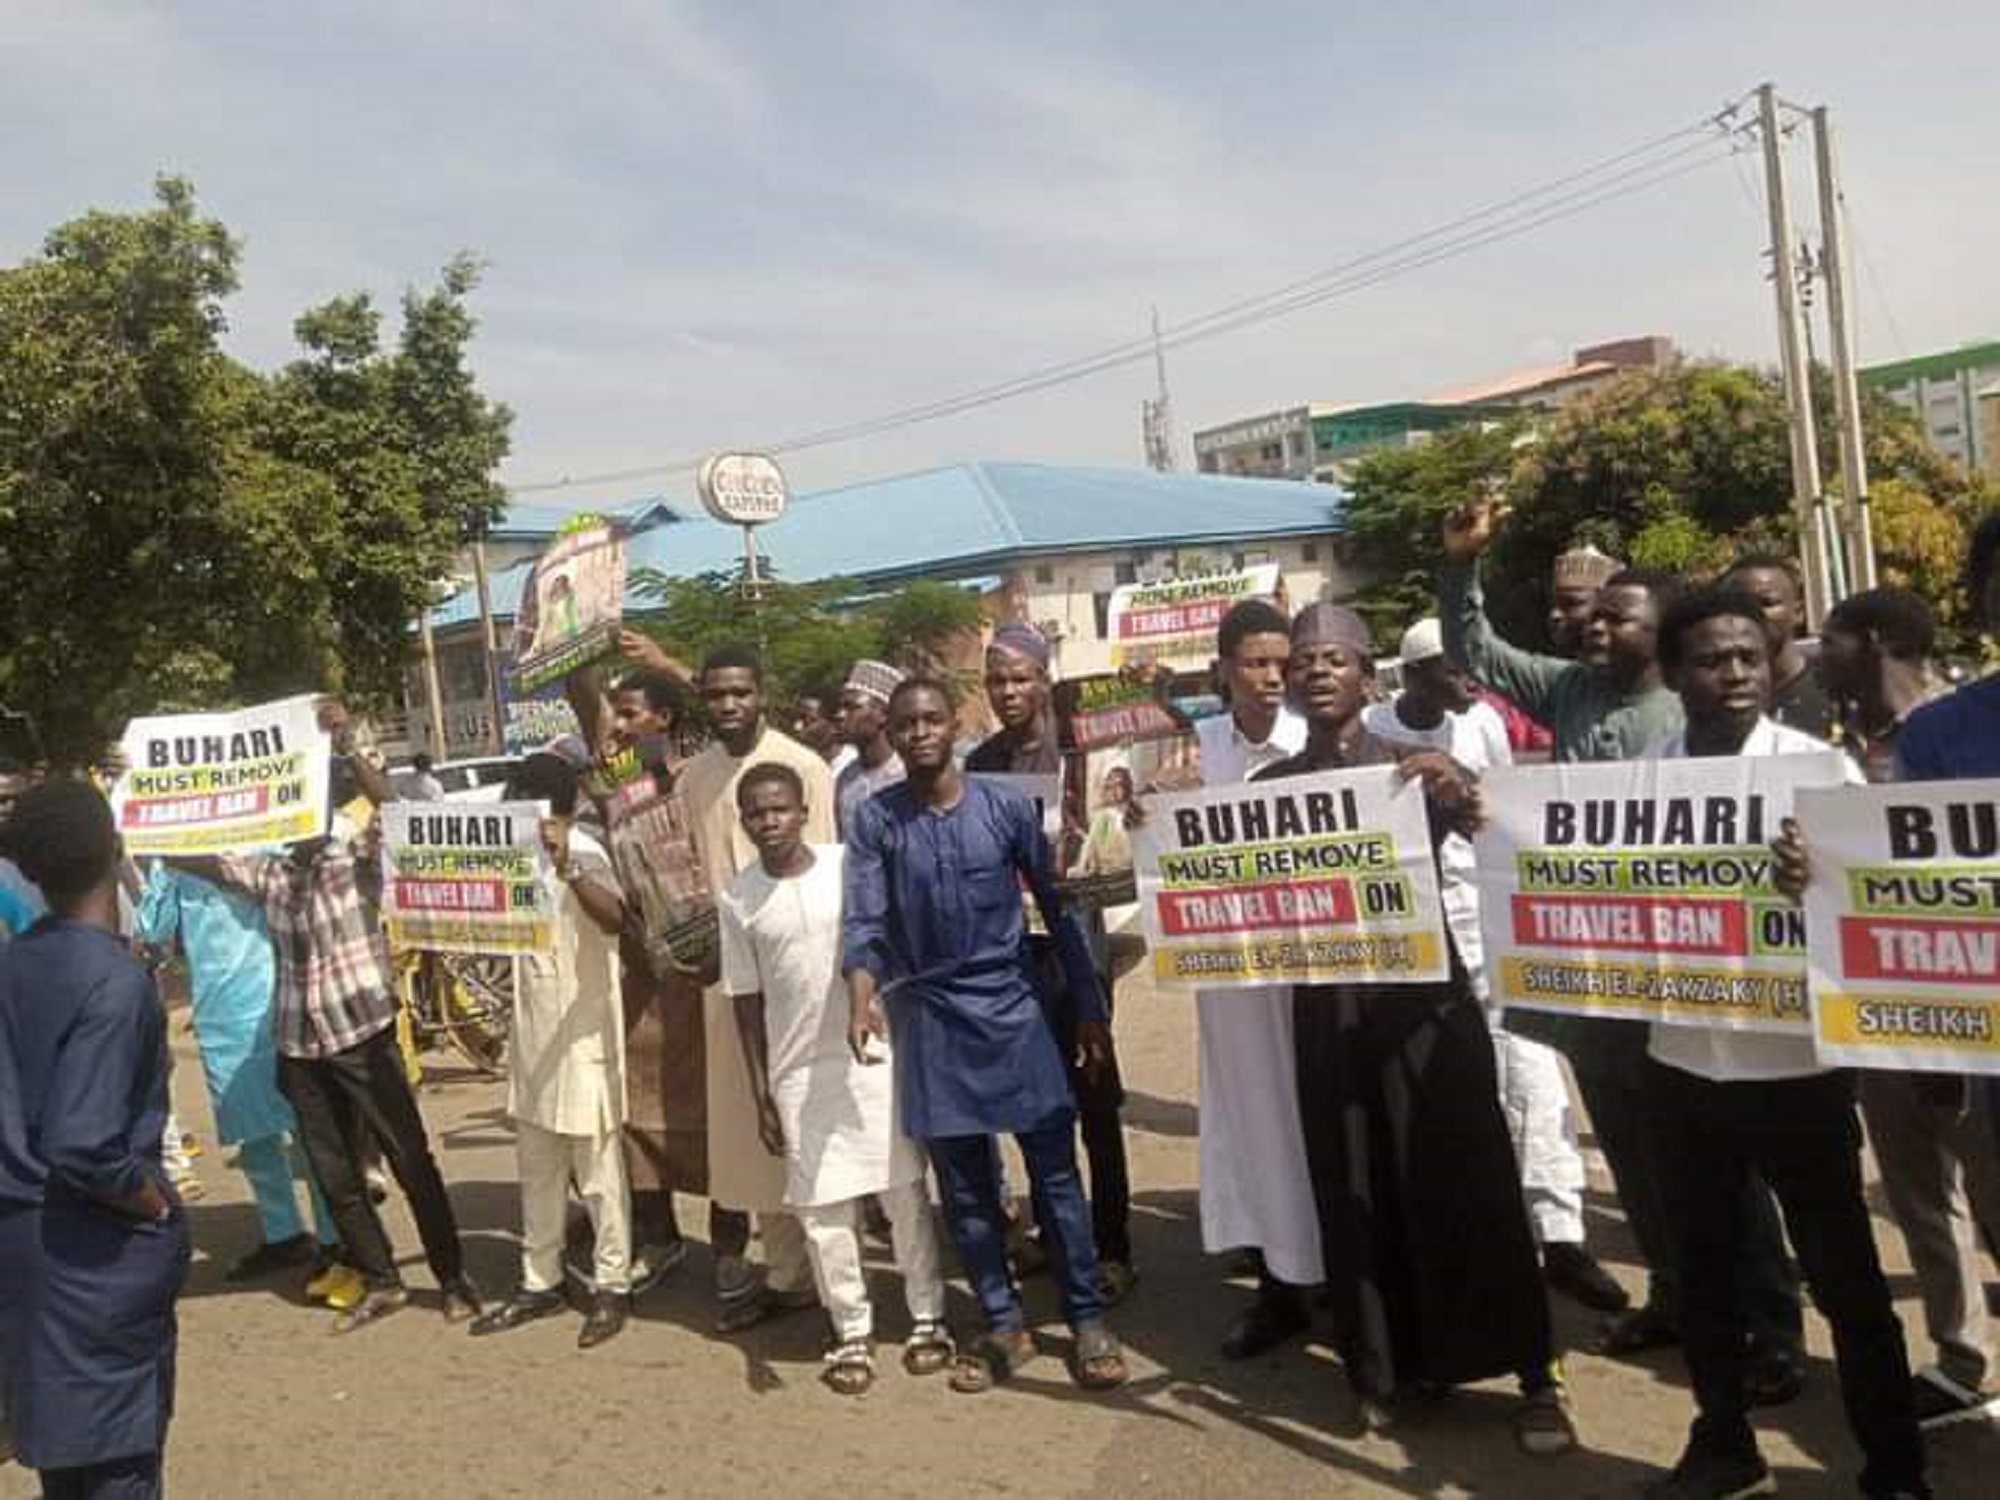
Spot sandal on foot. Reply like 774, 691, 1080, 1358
1071, 1321, 1128, 1392
822, 1339, 875, 1396
903, 1321, 955, 1377
949, 1331, 1033, 1394
331, 1285, 408, 1335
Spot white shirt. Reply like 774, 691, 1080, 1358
718, 845, 924, 1207
1195, 704, 1307, 788
1645, 717, 1856, 1083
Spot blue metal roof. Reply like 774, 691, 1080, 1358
487, 495, 684, 540
433, 462, 1343, 630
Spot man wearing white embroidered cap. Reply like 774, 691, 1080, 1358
834, 659, 906, 838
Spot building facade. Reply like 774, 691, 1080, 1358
1861, 340, 2000, 475
1192, 335, 1677, 483
399, 462, 1349, 760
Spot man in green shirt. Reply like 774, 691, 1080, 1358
1436, 498, 1805, 1395
1438, 496, 1684, 760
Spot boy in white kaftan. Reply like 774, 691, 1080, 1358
720, 774, 949, 1391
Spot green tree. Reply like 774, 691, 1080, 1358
625, 566, 988, 713
1338, 421, 1523, 642
0, 179, 511, 762
1343, 361, 1997, 654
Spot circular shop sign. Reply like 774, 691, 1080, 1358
697, 451, 790, 527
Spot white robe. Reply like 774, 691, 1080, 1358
1360, 696, 1589, 1244
679, 726, 838, 1213
1193, 706, 1327, 1285
718, 846, 925, 1208
508, 829, 627, 1138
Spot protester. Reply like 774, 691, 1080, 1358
1192, 597, 1318, 1357
1439, 495, 1810, 1367
0, 780, 190, 1500
1649, 586, 1923, 1500
1361, 618, 1624, 1314
845, 677, 1127, 1393
1548, 542, 1624, 657
833, 658, 906, 837
0, 767, 45, 943
679, 645, 831, 1329
564, 661, 723, 1292
722, 763, 950, 1396
471, 752, 633, 1349
1815, 585, 2000, 1428
398, 752, 445, 803
134, 862, 337, 1283
791, 684, 852, 777
1893, 511, 2000, 1178
0, 758, 44, 943
966, 621, 1135, 1301
1256, 603, 1577, 1451
1722, 555, 1835, 739
179, 702, 480, 1333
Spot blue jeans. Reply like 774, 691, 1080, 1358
930, 1119, 1106, 1333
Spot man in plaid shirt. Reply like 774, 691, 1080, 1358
181, 701, 479, 1334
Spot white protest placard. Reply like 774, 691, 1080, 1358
1475, 754, 1851, 1032
114, 694, 330, 855
1132, 764, 1449, 989
1107, 564, 1282, 669
1799, 779, 2000, 1074
381, 801, 554, 956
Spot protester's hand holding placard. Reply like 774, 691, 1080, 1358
113, 694, 330, 855
1476, 754, 1851, 1031
382, 800, 554, 955
1133, 764, 1448, 988
1797, 779, 2000, 1074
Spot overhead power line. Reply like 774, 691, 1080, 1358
510, 95, 1756, 496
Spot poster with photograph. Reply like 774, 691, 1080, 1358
510, 525, 627, 693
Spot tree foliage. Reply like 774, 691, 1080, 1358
1341, 361, 1999, 654
0, 179, 511, 761
628, 565, 986, 709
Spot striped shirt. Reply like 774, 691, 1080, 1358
223, 837, 398, 1060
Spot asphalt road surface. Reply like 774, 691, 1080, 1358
7, 958, 1996, 1498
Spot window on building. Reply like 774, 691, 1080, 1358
1034, 564, 1055, 585
1300, 541, 1319, 563
1113, 560, 1137, 585
1091, 593, 1112, 639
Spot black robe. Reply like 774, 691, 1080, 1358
1257, 742, 1553, 1399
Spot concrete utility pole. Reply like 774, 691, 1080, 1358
416, 603, 449, 763
1812, 104, 1877, 591
1758, 83, 1836, 623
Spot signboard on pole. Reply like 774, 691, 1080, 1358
1799, 779, 2000, 1074
113, 695, 330, 855
509, 525, 627, 694
696, 451, 790, 527
1475, 754, 1851, 1032
1132, 765, 1448, 988
1107, 564, 1282, 668
382, 801, 554, 955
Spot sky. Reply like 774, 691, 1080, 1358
5, 1, 1996, 511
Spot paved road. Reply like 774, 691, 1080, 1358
7, 963, 1996, 1498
